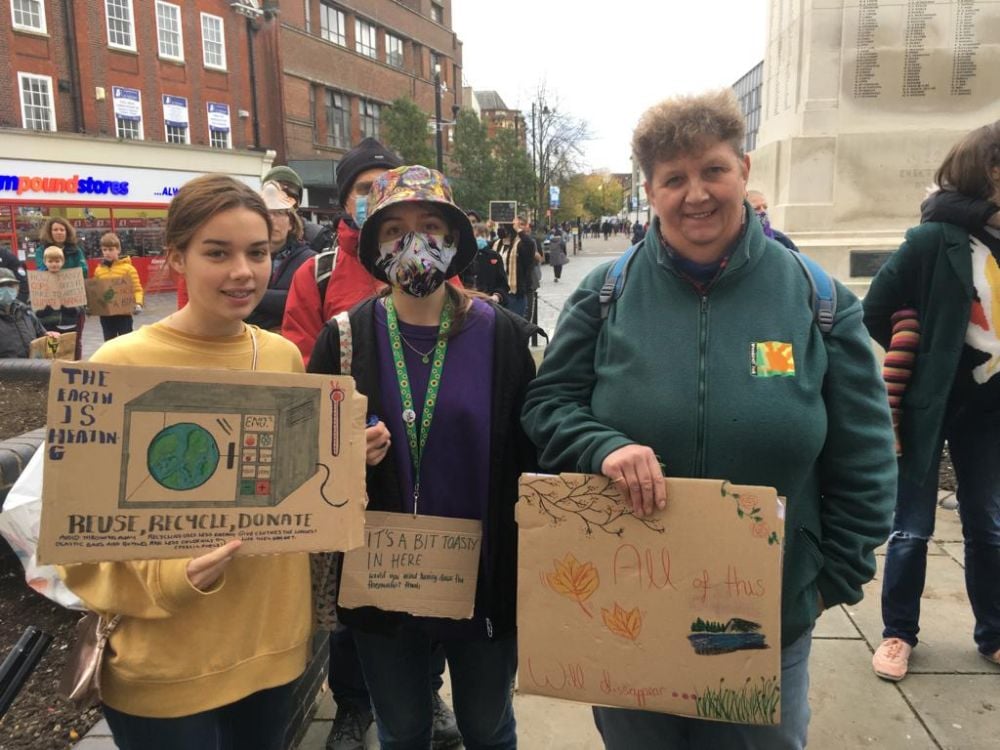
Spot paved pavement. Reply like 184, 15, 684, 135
76, 236, 999, 748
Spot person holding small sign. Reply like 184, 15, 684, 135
522, 90, 897, 748
35, 217, 88, 359
93, 233, 144, 341
308, 165, 539, 750
34, 246, 86, 348
60, 175, 311, 750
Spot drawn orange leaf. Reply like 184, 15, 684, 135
546, 553, 600, 604
602, 602, 643, 641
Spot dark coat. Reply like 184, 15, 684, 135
863, 222, 974, 482
471, 247, 511, 304
307, 297, 539, 638
0, 301, 46, 358
246, 239, 316, 331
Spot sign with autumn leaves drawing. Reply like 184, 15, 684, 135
516, 474, 784, 725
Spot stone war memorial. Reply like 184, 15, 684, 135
750, 0, 1000, 292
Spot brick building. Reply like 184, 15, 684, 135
471, 90, 526, 147
0, 0, 274, 270
274, 1, 464, 216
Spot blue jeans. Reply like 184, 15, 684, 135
882, 406, 1000, 654
353, 626, 517, 750
504, 293, 527, 318
102, 680, 294, 750
328, 623, 445, 711
592, 627, 813, 749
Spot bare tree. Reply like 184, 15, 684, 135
528, 84, 592, 223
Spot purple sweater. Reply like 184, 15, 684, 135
375, 298, 495, 520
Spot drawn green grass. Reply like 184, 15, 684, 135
690, 617, 728, 633
694, 676, 780, 724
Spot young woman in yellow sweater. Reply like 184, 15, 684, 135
61, 175, 311, 750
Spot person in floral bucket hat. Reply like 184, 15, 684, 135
308, 164, 542, 750
356, 165, 477, 288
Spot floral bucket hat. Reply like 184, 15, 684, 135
358, 165, 476, 282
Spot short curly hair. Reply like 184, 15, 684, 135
632, 89, 746, 181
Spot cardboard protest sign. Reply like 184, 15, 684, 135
517, 473, 784, 725
86, 276, 134, 316
339, 511, 482, 619
27, 270, 87, 309
38, 361, 367, 564
30, 333, 77, 361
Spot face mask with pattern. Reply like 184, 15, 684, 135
376, 232, 456, 297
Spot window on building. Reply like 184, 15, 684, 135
430, 2, 443, 24
105, 0, 136, 50
165, 124, 188, 144
156, 2, 184, 61
325, 90, 351, 149
11, 0, 47, 33
116, 117, 141, 140
201, 13, 226, 69
360, 100, 380, 139
209, 129, 230, 149
18, 73, 55, 131
385, 33, 404, 69
320, 4, 346, 46
355, 19, 376, 58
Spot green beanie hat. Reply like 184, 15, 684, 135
262, 165, 304, 194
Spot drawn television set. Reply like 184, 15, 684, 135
118, 382, 320, 508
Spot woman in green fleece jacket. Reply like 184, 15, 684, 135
521, 90, 897, 750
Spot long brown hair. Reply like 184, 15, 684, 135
377, 282, 485, 337
935, 121, 1000, 200
166, 175, 272, 253
40, 217, 77, 246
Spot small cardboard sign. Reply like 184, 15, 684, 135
517, 473, 784, 724
27, 270, 87, 309
339, 511, 482, 619
38, 361, 367, 564
489, 200, 517, 224
86, 276, 135, 316
30, 333, 77, 360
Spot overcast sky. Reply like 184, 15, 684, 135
452, 1, 768, 174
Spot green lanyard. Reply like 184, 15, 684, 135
385, 295, 453, 516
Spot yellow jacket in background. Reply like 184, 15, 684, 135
93, 256, 144, 306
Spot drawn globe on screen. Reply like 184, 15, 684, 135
147, 423, 220, 491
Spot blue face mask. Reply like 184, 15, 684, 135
353, 195, 368, 228
0, 287, 17, 305
476, 237, 488, 250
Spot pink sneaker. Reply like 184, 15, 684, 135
872, 637, 912, 681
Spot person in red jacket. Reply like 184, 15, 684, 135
281, 138, 402, 365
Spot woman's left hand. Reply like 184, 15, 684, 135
366, 422, 391, 466
601, 444, 667, 517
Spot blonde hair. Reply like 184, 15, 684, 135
43, 245, 65, 262
288, 210, 304, 242
632, 89, 746, 180
99, 232, 121, 248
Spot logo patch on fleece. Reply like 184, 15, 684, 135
750, 341, 795, 377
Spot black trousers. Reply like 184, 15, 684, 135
100, 314, 134, 341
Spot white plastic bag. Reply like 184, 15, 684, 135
0, 443, 84, 610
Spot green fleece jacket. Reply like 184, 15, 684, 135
522, 213, 897, 646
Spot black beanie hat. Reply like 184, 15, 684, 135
336, 138, 403, 208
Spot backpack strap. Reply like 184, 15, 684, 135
787, 249, 837, 336
598, 243, 642, 319
315, 238, 340, 302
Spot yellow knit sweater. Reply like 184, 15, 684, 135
60, 321, 311, 718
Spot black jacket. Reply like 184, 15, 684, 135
471, 248, 511, 304
246, 239, 316, 330
308, 296, 539, 637
493, 234, 537, 296
0, 301, 46, 358
921, 190, 1000, 229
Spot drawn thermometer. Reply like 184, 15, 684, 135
329, 384, 345, 456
